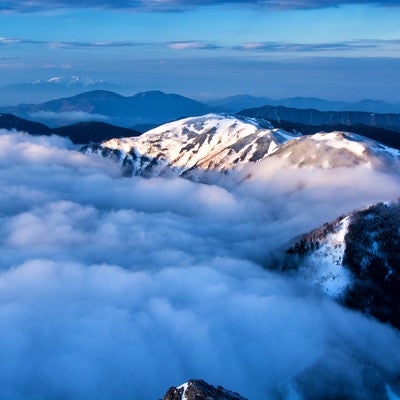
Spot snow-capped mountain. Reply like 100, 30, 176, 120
267, 130, 400, 170
84, 114, 400, 182
163, 380, 246, 400
286, 200, 400, 329
84, 114, 298, 180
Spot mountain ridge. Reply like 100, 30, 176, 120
207, 95, 400, 113
239, 104, 400, 133
0, 113, 140, 144
0, 90, 216, 128
286, 200, 400, 329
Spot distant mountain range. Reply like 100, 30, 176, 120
0, 76, 121, 106
3, 89, 400, 130
0, 90, 216, 128
207, 94, 400, 114
239, 104, 400, 133
0, 113, 140, 144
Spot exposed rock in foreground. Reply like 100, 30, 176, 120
163, 380, 247, 400
286, 200, 400, 329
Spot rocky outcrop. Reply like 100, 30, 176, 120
163, 380, 247, 400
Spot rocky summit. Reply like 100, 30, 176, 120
163, 380, 247, 400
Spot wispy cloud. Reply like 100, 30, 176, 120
1, 36, 399, 55
0, 0, 399, 13
167, 41, 221, 50
235, 40, 381, 52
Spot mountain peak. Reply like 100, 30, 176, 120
69, 89, 125, 100
163, 380, 247, 400
133, 90, 167, 97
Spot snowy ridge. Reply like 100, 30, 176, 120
287, 200, 400, 329
84, 115, 400, 181
85, 114, 298, 180
270, 130, 400, 169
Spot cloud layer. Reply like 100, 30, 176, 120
0, 129, 400, 399
0, 0, 399, 13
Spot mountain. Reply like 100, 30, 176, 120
0, 76, 120, 106
0, 113, 52, 135
52, 122, 141, 144
205, 95, 274, 112
0, 113, 141, 144
207, 95, 400, 113
163, 380, 247, 400
82, 114, 299, 180
0, 90, 215, 128
286, 201, 400, 329
84, 114, 400, 182
259, 119, 400, 151
275, 97, 400, 113
265, 131, 400, 170
239, 105, 400, 133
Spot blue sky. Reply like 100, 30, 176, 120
1, 0, 400, 101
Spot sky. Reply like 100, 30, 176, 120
1, 0, 400, 101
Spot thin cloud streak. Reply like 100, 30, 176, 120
235, 40, 379, 52
0, 0, 399, 13
167, 41, 221, 50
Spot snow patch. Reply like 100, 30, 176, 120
177, 382, 189, 400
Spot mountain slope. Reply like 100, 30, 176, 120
83, 114, 298, 180
266, 131, 400, 170
239, 105, 400, 133
0, 113, 52, 135
0, 113, 141, 144
286, 201, 400, 329
262, 119, 400, 151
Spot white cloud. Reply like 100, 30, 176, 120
29, 111, 110, 123
0, 129, 399, 399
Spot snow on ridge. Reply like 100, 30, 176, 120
299, 216, 353, 298
311, 131, 367, 158
88, 114, 400, 181
96, 113, 298, 179
177, 382, 189, 400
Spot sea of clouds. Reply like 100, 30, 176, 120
1, 129, 400, 400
